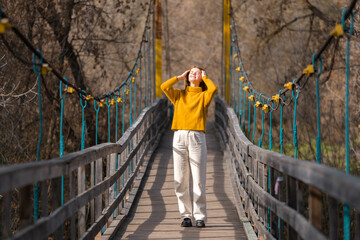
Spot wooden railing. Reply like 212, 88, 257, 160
214, 96, 360, 240
0, 97, 169, 240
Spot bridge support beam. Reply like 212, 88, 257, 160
155, 0, 162, 98
222, 0, 230, 103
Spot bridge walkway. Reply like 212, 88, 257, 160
114, 122, 247, 239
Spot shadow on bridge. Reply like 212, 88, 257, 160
115, 123, 247, 239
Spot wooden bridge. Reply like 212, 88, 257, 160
1, 0, 360, 239
1, 97, 360, 240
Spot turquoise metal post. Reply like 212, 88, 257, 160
138, 51, 142, 114
122, 84, 127, 187
60, 78, 68, 207
147, 26, 151, 103
291, 79, 299, 159
94, 99, 100, 145
106, 93, 111, 143
268, 99, 274, 151
236, 62, 239, 120
252, 90, 258, 143
129, 73, 133, 127
242, 75, 247, 133
247, 82, 252, 137
258, 93, 264, 148
342, 7, 353, 240
134, 64, 137, 120
143, 43, 147, 107
114, 90, 120, 216
32, 50, 43, 222
312, 52, 322, 164
80, 91, 87, 150
279, 91, 285, 154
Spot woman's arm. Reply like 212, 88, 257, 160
202, 74, 217, 108
160, 70, 189, 104
160, 76, 181, 104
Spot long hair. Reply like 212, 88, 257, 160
185, 66, 208, 91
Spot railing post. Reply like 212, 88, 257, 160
286, 176, 297, 239
328, 195, 339, 240
19, 186, 32, 230
69, 171, 76, 240
1, 192, 12, 238
309, 186, 322, 231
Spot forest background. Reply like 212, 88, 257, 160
0, 0, 359, 176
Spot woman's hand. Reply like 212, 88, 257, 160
202, 70, 207, 78
177, 70, 190, 81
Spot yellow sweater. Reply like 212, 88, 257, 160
160, 75, 217, 133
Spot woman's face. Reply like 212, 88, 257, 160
188, 68, 202, 84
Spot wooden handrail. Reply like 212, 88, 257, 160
1, 97, 169, 240
214, 96, 360, 240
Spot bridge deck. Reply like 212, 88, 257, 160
114, 123, 247, 239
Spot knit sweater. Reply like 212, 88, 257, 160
160, 75, 217, 133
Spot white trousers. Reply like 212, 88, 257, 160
173, 130, 207, 221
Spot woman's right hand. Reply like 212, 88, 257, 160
177, 70, 190, 81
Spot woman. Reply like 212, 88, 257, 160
160, 66, 217, 228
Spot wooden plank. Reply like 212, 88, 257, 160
90, 161, 95, 224
40, 181, 48, 217
1, 192, 12, 238
286, 176, 297, 239
328, 195, 338, 240
70, 171, 76, 240
81, 119, 167, 240
52, 177, 62, 240
95, 158, 103, 223
309, 186, 322, 231
19, 185, 32, 230
117, 125, 247, 240
100, 122, 167, 240
77, 165, 86, 237
247, 175, 325, 240
355, 210, 360, 240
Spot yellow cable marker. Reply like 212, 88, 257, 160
284, 82, 293, 90
99, 101, 105, 107
233, 54, 238, 58
117, 98, 123, 103
136, 68, 140, 74
132, 77, 135, 82
243, 86, 249, 92
41, 64, 52, 75
272, 95, 280, 102
330, 24, 344, 38
126, 90, 129, 95
239, 76, 245, 82
85, 95, 94, 101
303, 64, 315, 76
248, 95, 254, 101
0, 18, 12, 34
235, 67, 241, 71
111, 99, 115, 105
255, 101, 262, 108
262, 104, 270, 112
65, 86, 75, 94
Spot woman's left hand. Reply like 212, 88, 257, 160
202, 70, 207, 78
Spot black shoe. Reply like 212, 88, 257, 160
196, 220, 205, 228
181, 218, 192, 227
